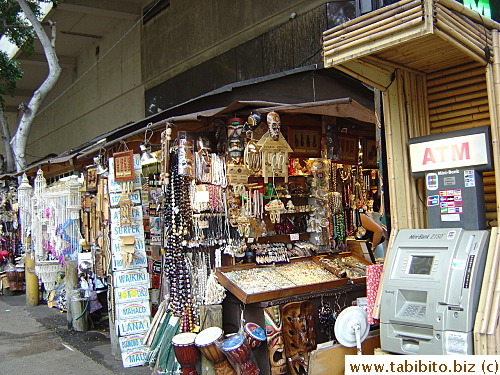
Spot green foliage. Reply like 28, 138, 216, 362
0, 0, 57, 109
0, 51, 22, 108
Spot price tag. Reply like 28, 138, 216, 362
290, 233, 299, 241
247, 238, 255, 243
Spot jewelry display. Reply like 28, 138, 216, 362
318, 298, 335, 341
317, 256, 367, 279
222, 260, 340, 295
251, 243, 290, 265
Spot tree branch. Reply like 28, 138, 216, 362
11, 0, 61, 171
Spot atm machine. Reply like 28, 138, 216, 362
380, 127, 493, 355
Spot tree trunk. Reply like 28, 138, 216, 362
11, 0, 62, 172
0, 107, 14, 172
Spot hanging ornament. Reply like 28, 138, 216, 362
267, 111, 281, 140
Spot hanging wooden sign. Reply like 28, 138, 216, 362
257, 131, 294, 183
113, 150, 135, 181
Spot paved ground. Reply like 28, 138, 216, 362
0, 293, 150, 375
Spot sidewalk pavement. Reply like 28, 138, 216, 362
0, 293, 151, 375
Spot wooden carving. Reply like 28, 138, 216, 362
281, 301, 316, 375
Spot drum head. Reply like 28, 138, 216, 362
195, 326, 223, 347
172, 332, 197, 346
221, 333, 245, 351
245, 322, 266, 342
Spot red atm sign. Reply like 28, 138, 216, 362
409, 133, 489, 173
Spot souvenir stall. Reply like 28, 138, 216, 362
17, 170, 107, 325
132, 99, 385, 374
0, 179, 23, 294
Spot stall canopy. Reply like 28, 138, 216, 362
256, 98, 376, 124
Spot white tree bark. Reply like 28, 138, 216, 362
11, 0, 62, 172
0, 107, 14, 172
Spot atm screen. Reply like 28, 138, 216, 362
408, 255, 434, 275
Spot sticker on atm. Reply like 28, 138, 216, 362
464, 170, 475, 187
426, 173, 438, 191
427, 195, 439, 206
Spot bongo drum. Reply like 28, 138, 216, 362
243, 322, 266, 350
172, 332, 199, 375
195, 327, 236, 375
221, 333, 250, 364
195, 326, 225, 363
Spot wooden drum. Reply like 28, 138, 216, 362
195, 327, 236, 375
194, 327, 225, 362
172, 332, 199, 375
243, 322, 266, 350
221, 333, 250, 364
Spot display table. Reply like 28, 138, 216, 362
222, 283, 367, 375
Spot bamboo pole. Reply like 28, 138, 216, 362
322, 0, 415, 38
324, 5, 423, 49
429, 104, 490, 121
356, 57, 393, 75
486, 212, 498, 221
429, 91, 487, 108
435, 3, 492, 46
421, 55, 471, 73
427, 61, 483, 80
435, 14, 489, 55
382, 86, 399, 231
427, 66, 486, 88
430, 119, 491, 133
474, 227, 498, 354
428, 82, 487, 101
489, 30, 500, 228
433, 29, 487, 66
334, 64, 388, 91
484, 194, 496, 203
323, 18, 424, 57
431, 112, 490, 128
429, 97, 489, 115
427, 74, 486, 94
438, 0, 500, 31
363, 55, 424, 75
485, 185, 497, 194
435, 19, 491, 62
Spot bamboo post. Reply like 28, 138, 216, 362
323, 18, 424, 58
382, 84, 400, 230
438, 0, 500, 31
398, 71, 417, 228
324, 5, 423, 49
474, 227, 498, 354
435, 4, 492, 46
334, 64, 388, 92
435, 19, 490, 62
322, 0, 415, 38
433, 29, 487, 66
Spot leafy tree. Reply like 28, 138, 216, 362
0, 0, 60, 172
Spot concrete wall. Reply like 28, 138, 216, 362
23, 0, 341, 164
25, 18, 144, 164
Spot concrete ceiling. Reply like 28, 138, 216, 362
4, 0, 145, 114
